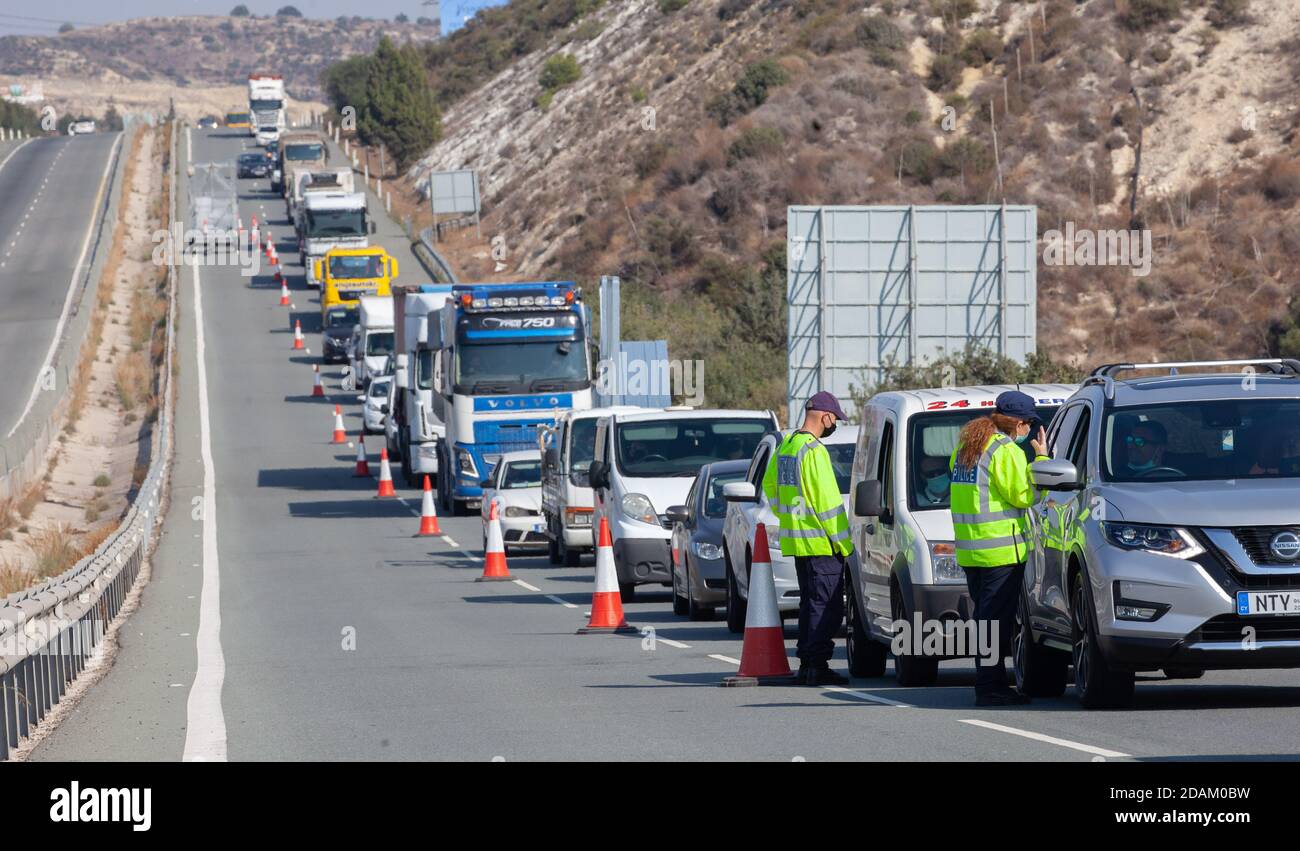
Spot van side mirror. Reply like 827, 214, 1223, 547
479, 478, 493, 489
722, 482, 757, 503
1032, 459, 1082, 491
665, 505, 689, 525
588, 460, 609, 490
854, 480, 883, 517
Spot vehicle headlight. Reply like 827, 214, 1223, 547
417, 444, 438, 460
505, 506, 533, 518
565, 509, 592, 527
929, 541, 964, 583
693, 540, 723, 560
456, 449, 476, 476
1100, 522, 1203, 559
620, 493, 657, 525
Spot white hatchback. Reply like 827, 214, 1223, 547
480, 451, 547, 555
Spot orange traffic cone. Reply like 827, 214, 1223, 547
353, 435, 370, 477
312, 364, 325, 397
331, 405, 346, 443
292, 320, 304, 350
578, 517, 637, 634
375, 448, 396, 498
264, 233, 272, 256
251, 213, 258, 230
279, 278, 290, 306
270, 244, 279, 266
722, 524, 795, 686
415, 475, 441, 536
476, 499, 512, 581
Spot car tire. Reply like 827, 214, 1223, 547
548, 534, 561, 566
672, 567, 688, 616
846, 572, 887, 678
1072, 572, 1136, 709
891, 588, 939, 687
725, 556, 746, 635
618, 581, 636, 602
1013, 589, 1068, 698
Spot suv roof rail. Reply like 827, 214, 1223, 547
1090, 358, 1300, 379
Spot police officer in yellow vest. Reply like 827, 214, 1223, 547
763, 392, 853, 686
950, 391, 1048, 706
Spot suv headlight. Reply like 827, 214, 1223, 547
1101, 522, 1203, 559
505, 506, 533, 518
929, 541, 964, 583
693, 540, 723, 560
620, 493, 657, 525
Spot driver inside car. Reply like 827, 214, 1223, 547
1124, 420, 1168, 475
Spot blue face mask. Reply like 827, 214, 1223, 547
1015, 433, 1029, 445
925, 472, 950, 495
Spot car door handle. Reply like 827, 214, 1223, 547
863, 522, 875, 535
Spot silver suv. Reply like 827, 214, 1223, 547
1014, 359, 1300, 708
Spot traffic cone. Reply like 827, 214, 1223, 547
722, 524, 796, 686
331, 405, 346, 443
270, 245, 279, 266
375, 448, 396, 498
292, 320, 304, 350
476, 499, 512, 582
251, 213, 258, 230
577, 517, 637, 634
415, 475, 441, 536
279, 278, 290, 306
353, 435, 370, 477
312, 365, 325, 397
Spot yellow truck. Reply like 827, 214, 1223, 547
317, 246, 398, 319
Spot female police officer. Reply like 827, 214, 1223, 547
949, 391, 1047, 706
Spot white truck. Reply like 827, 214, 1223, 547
293, 168, 355, 239
300, 190, 372, 289
352, 296, 395, 391
390, 285, 455, 486
539, 406, 650, 566
247, 73, 286, 136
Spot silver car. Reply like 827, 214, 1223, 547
1016, 358, 1300, 708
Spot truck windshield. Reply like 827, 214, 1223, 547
501, 460, 542, 489
615, 419, 770, 477
305, 209, 365, 238
365, 332, 394, 357
454, 340, 588, 393
226, 113, 250, 124
249, 99, 282, 111
329, 255, 384, 279
284, 144, 323, 161
1102, 399, 1300, 482
906, 407, 1058, 510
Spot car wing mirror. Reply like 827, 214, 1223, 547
722, 482, 757, 503
1031, 459, 1081, 491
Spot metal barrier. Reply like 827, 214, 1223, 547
415, 226, 459, 285
0, 120, 180, 761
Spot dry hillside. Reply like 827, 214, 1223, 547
396, 0, 1300, 406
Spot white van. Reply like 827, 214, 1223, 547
539, 406, 653, 567
352, 295, 394, 390
588, 408, 779, 600
846, 383, 1077, 685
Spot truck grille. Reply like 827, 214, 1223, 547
1231, 527, 1300, 566
473, 421, 547, 451
1197, 614, 1300, 643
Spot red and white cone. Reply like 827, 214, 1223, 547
375, 448, 396, 498
415, 475, 441, 536
269, 243, 279, 266
292, 320, 304, 350
251, 213, 258, 230
279, 278, 290, 306
722, 524, 795, 685
476, 500, 512, 581
331, 405, 346, 443
353, 435, 370, 477
312, 364, 325, 397
264, 233, 272, 257
578, 517, 637, 634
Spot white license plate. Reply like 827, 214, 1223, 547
1236, 590, 1300, 616
532, 524, 545, 534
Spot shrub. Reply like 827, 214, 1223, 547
855, 15, 905, 50
1206, 0, 1250, 27
707, 59, 788, 126
230, 4, 250, 15
1119, 0, 1182, 31
540, 53, 582, 92
276, 5, 303, 17
1259, 157, 1300, 204
727, 126, 785, 165
1148, 40, 1173, 63
658, 0, 689, 12
718, 0, 752, 20
1226, 125, 1253, 144
927, 53, 963, 91
94, 473, 111, 487
960, 29, 1002, 66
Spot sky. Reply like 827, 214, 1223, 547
0, 0, 507, 36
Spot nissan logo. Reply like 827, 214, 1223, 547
1269, 531, 1300, 561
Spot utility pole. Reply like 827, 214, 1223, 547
1128, 86, 1144, 230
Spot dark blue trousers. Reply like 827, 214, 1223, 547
794, 554, 845, 667
963, 562, 1025, 696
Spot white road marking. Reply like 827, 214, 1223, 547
440, 535, 459, 547
656, 637, 691, 649
545, 595, 578, 609
183, 129, 229, 763
513, 579, 541, 592
709, 654, 742, 666
958, 719, 1130, 759
820, 685, 911, 708
6, 133, 122, 438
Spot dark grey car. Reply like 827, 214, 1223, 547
666, 460, 749, 621
322, 306, 359, 364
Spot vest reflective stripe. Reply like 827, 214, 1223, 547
763, 432, 854, 558
950, 432, 1034, 568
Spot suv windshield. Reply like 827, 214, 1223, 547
1102, 399, 1300, 482
501, 460, 542, 489
325, 308, 358, 329
615, 418, 770, 477
907, 407, 1059, 510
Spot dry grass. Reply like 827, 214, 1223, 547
16, 481, 45, 520
114, 356, 151, 412
0, 498, 16, 540
0, 559, 32, 596
28, 524, 81, 580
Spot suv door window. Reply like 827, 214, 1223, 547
1048, 404, 1083, 460
1068, 408, 1092, 476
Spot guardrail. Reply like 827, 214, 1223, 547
414, 226, 459, 285
0, 119, 179, 761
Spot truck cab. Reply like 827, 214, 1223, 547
317, 247, 397, 326
300, 191, 372, 288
